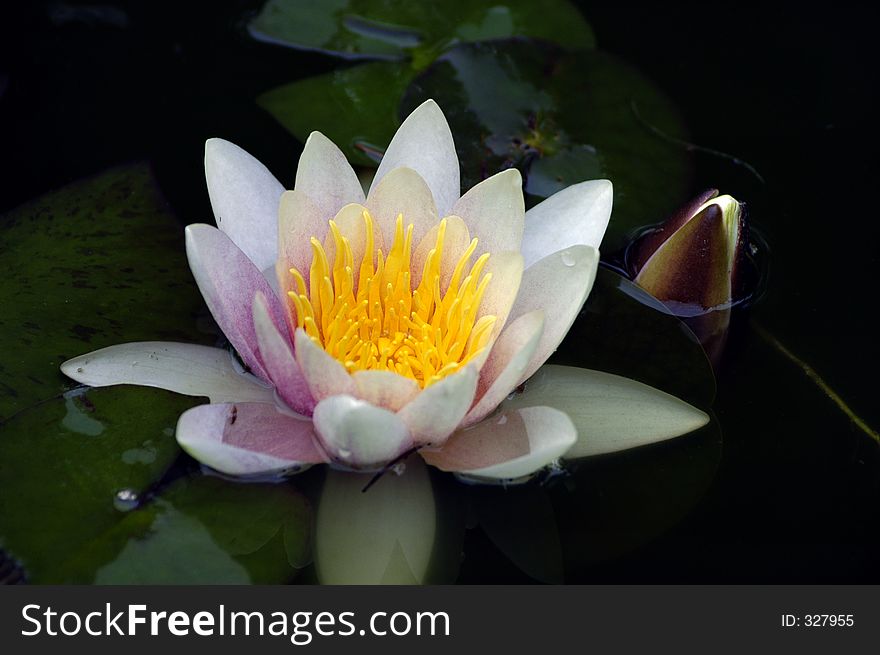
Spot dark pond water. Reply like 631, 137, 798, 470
1, 1, 878, 582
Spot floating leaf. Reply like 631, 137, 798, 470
402, 41, 693, 252
249, 0, 595, 61
0, 163, 214, 422
556, 267, 715, 408
551, 418, 722, 571
258, 61, 416, 167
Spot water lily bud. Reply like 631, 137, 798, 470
628, 190, 748, 363
630, 190, 746, 309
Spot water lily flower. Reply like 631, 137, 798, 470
61, 99, 711, 581
628, 189, 747, 362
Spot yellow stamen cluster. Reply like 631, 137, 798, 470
288, 211, 496, 388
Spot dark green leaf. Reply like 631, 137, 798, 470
0, 163, 214, 422
551, 418, 722, 570
258, 61, 416, 167
402, 42, 694, 252
249, 0, 595, 61
556, 267, 716, 409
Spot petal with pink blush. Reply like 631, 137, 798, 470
295, 131, 365, 221
293, 329, 357, 400
366, 166, 439, 248
421, 406, 576, 481
61, 341, 275, 404
176, 402, 325, 477
353, 370, 420, 412
252, 293, 315, 416
452, 168, 524, 258
313, 395, 413, 470
397, 365, 479, 446
370, 99, 460, 217
204, 138, 284, 272
476, 251, 524, 338
509, 245, 599, 385
463, 310, 545, 427
277, 189, 328, 283
521, 179, 612, 268
185, 224, 285, 381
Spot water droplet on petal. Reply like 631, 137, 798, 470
560, 250, 576, 267
114, 488, 139, 512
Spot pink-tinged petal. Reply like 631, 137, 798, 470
397, 365, 479, 446
421, 406, 576, 481
293, 329, 357, 400
509, 245, 599, 385
370, 100, 460, 217
322, 203, 386, 273
204, 138, 284, 272
295, 131, 365, 221
501, 365, 710, 458
452, 168, 524, 258
252, 293, 315, 416
176, 402, 325, 476
463, 310, 545, 427
185, 224, 285, 381
353, 370, 420, 412
61, 342, 274, 404
521, 179, 612, 268
313, 395, 413, 470
366, 166, 439, 248
411, 215, 470, 291
278, 188, 328, 282
477, 251, 524, 338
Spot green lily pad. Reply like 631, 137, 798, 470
555, 267, 716, 409
470, 484, 563, 583
551, 417, 722, 572
258, 61, 417, 167
0, 163, 214, 422
402, 41, 693, 252
248, 0, 595, 61
58, 474, 310, 584
0, 165, 312, 583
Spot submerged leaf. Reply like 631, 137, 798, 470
402, 42, 693, 252
249, 0, 595, 60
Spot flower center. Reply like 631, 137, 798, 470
288, 210, 496, 388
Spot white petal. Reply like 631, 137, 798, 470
397, 366, 479, 446
205, 138, 284, 272
61, 342, 274, 404
502, 365, 710, 458
521, 179, 612, 268
423, 406, 576, 481
252, 294, 315, 416
315, 457, 437, 584
313, 395, 413, 469
464, 310, 545, 426
366, 166, 438, 249
353, 370, 420, 412
176, 402, 324, 476
509, 245, 599, 384
293, 329, 357, 400
295, 131, 365, 221
370, 100, 460, 216
452, 168, 524, 257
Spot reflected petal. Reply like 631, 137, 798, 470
315, 457, 437, 584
